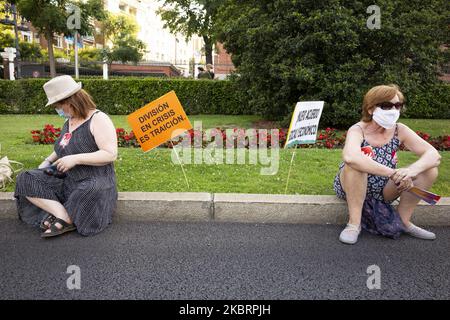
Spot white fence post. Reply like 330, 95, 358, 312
1, 48, 17, 80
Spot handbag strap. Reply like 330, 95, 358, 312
7, 160, 24, 173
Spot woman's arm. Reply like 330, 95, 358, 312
38, 151, 58, 169
76, 112, 118, 166
342, 125, 396, 177
54, 112, 118, 172
391, 123, 441, 184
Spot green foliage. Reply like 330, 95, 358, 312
109, 38, 146, 64
0, 25, 14, 46
215, 0, 450, 128
0, 26, 43, 61
0, 78, 447, 121
18, 42, 43, 60
16, 0, 106, 76
2, 144, 449, 195
0, 78, 248, 115
40, 47, 70, 60
76, 48, 103, 62
157, 0, 225, 64
101, 13, 138, 43
16, 0, 105, 37
404, 83, 450, 119
100, 13, 146, 64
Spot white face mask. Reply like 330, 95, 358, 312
372, 107, 400, 129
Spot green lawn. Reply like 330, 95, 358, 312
0, 114, 262, 150
0, 115, 448, 195
399, 118, 449, 137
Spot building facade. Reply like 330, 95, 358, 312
104, 0, 204, 76
3, 0, 206, 77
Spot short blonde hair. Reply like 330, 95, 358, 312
56, 89, 96, 119
361, 84, 405, 122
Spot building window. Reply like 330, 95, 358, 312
22, 32, 32, 43
129, 7, 137, 16
119, 2, 127, 12
53, 36, 63, 48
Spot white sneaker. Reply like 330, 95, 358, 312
339, 223, 361, 244
405, 223, 436, 240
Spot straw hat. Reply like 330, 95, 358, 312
43, 75, 82, 106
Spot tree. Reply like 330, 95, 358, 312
1, 30, 43, 62
109, 38, 146, 64
16, 0, 106, 77
214, 0, 450, 127
100, 13, 146, 64
157, 0, 224, 65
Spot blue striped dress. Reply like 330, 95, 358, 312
14, 110, 118, 236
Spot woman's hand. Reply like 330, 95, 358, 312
391, 167, 418, 184
38, 160, 51, 169
395, 177, 414, 193
53, 155, 79, 173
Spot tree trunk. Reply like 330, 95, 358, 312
203, 35, 213, 65
46, 30, 56, 78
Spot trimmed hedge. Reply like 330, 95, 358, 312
0, 78, 249, 115
0, 79, 448, 124
313, 82, 450, 129
403, 83, 450, 119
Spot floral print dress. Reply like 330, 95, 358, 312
333, 124, 405, 238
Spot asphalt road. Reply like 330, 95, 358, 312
0, 218, 449, 300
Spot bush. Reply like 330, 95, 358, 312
314, 83, 450, 128
0, 78, 249, 115
215, 0, 450, 128
403, 83, 450, 119
1, 78, 448, 127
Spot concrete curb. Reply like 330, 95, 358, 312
1, 192, 449, 226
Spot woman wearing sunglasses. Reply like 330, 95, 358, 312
333, 84, 441, 244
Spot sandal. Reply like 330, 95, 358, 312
39, 213, 56, 231
41, 217, 76, 238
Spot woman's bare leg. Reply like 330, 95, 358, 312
340, 164, 368, 226
397, 167, 438, 227
383, 167, 438, 226
26, 197, 72, 230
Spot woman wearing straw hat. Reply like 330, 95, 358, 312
14, 75, 118, 238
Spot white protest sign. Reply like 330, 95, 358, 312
284, 101, 324, 148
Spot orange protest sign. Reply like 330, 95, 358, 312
127, 91, 192, 152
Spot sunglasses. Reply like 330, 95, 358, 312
377, 102, 404, 110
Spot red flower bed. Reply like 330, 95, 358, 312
31, 124, 61, 144
314, 127, 346, 149
116, 128, 140, 148
400, 131, 450, 151
31, 125, 448, 151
